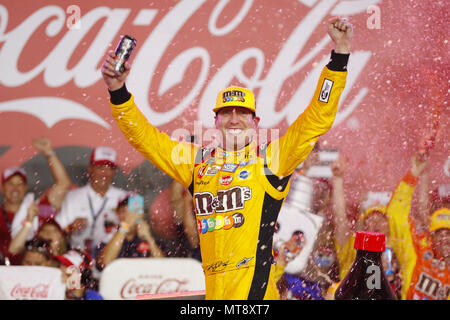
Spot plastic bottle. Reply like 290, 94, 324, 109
334, 231, 396, 300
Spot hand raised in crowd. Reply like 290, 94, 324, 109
32, 137, 54, 157
330, 155, 345, 178
410, 152, 429, 177
328, 16, 353, 54
101, 51, 131, 91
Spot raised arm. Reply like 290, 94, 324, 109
266, 17, 352, 177
8, 202, 39, 254
416, 160, 430, 221
33, 137, 72, 211
330, 156, 351, 249
410, 153, 430, 232
101, 51, 197, 188
169, 180, 199, 249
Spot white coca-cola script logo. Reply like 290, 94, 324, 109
10, 283, 50, 300
120, 275, 189, 299
0, 0, 380, 129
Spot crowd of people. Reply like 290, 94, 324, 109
273, 143, 449, 300
0, 136, 447, 300
0, 138, 201, 300
0, 15, 448, 300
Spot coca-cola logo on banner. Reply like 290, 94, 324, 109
10, 283, 50, 300
99, 258, 205, 300
0, 0, 448, 207
120, 275, 188, 299
0, 266, 66, 300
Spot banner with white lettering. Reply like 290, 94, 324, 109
0, 266, 66, 300
0, 0, 448, 218
99, 258, 205, 300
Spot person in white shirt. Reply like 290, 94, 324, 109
8, 137, 72, 264
55, 146, 127, 256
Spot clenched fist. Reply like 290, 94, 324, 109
328, 17, 353, 54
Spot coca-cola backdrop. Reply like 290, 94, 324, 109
0, 1, 448, 213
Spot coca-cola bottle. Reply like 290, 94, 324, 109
334, 231, 397, 300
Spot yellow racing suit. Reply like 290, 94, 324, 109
109, 51, 348, 299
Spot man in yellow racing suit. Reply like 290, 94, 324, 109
101, 17, 353, 300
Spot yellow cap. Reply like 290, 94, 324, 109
213, 86, 256, 114
429, 208, 450, 233
359, 205, 386, 221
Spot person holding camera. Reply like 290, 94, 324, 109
96, 194, 163, 271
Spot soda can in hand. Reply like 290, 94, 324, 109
114, 35, 137, 75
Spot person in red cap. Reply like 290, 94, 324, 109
53, 249, 103, 300
0, 167, 28, 265
3, 138, 72, 265
54, 146, 127, 262
102, 17, 353, 300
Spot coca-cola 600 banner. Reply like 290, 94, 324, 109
0, 1, 448, 209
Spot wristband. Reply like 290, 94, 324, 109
45, 151, 56, 158
327, 50, 350, 72
109, 84, 131, 105
403, 170, 419, 186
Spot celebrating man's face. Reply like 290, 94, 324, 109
214, 106, 260, 151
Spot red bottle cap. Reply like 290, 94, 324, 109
354, 231, 385, 252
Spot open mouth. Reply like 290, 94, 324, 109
226, 128, 243, 135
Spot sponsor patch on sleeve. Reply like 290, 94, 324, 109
318, 78, 334, 103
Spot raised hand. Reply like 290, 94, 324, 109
101, 50, 131, 91
411, 153, 429, 178
331, 156, 345, 178
32, 137, 53, 157
328, 17, 353, 54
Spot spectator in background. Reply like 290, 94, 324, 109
96, 195, 163, 271
0, 167, 28, 265
147, 135, 201, 260
36, 218, 69, 258
274, 143, 340, 299
21, 237, 53, 267
391, 153, 449, 300
1, 137, 71, 265
168, 179, 201, 261
55, 146, 127, 258
8, 138, 72, 260
10, 214, 69, 267
53, 249, 103, 300
330, 151, 429, 299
